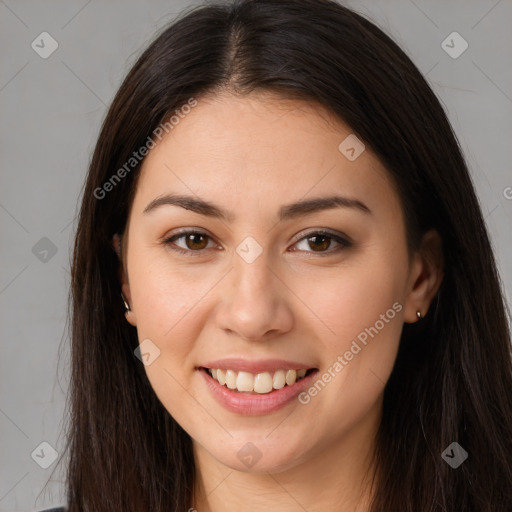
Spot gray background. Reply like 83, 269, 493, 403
1, 0, 511, 510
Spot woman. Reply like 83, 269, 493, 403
48, 0, 512, 510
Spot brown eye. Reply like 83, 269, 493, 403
163, 230, 217, 255
306, 234, 332, 252
184, 233, 209, 250
292, 230, 351, 255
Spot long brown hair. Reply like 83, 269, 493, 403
64, 0, 512, 510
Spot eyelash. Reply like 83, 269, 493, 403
161, 228, 352, 257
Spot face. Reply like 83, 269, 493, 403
116, 92, 433, 474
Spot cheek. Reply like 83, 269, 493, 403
126, 251, 218, 400
295, 251, 405, 407
129, 248, 215, 337
300, 255, 405, 347
128, 262, 211, 421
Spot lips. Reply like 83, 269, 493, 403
198, 358, 319, 415
200, 358, 315, 374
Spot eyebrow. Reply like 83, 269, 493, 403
143, 193, 371, 221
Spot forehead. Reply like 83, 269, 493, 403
132, 92, 400, 222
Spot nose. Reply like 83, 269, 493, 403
215, 249, 294, 342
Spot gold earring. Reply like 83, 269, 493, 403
121, 293, 130, 312
416, 311, 421, 320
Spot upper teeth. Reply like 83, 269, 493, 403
208, 368, 308, 394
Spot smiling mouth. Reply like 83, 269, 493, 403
201, 367, 317, 394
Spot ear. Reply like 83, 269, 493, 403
403, 229, 444, 323
112, 233, 137, 327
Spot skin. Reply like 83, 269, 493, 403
114, 91, 443, 512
